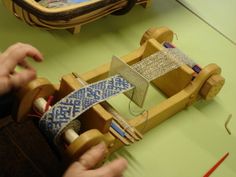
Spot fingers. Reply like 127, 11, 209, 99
78, 142, 108, 170
2, 43, 43, 72
0, 43, 43, 94
0, 69, 37, 95
93, 157, 128, 177
0, 78, 11, 95
0, 67, 37, 94
63, 143, 128, 177
5, 42, 43, 61
9, 69, 37, 90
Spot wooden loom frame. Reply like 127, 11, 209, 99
13, 27, 225, 161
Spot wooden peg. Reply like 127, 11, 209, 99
67, 25, 81, 34
200, 74, 225, 100
140, 27, 174, 45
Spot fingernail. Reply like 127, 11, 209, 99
96, 141, 106, 148
95, 142, 107, 152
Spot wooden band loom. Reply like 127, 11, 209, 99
2, 0, 151, 33
12, 27, 225, 161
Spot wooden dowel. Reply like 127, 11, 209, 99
33, 97, 79, 145
34, 98, 49, 113
63, 129, 79, 145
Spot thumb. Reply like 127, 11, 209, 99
77, 142, 108, 170
0, 77, 12, 95
89, 157, 128, 177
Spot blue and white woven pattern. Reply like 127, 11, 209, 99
39, 75, 133, 143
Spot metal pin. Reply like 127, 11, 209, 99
225, 114, 232, 135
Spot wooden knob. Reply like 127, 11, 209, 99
200, 74, 225, 100
140, 27, 174, 45
14, 78, 56, 122
66, 129, 105, 160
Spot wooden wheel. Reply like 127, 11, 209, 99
200, 74, 225, 100
13, 78, 56, 122
66, 129, 106, 160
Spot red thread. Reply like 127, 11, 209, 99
45, 96, 54, 112
203, 152, 229, 177
28, 113, 42, 119
32, 106, 43, 118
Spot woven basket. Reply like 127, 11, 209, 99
3, 0, 150, 32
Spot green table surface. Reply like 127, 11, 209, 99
0, 0, 236, 176
177, 0, 236, 45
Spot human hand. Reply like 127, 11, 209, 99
0, 43, 43, 95
63, 142, 128, 177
